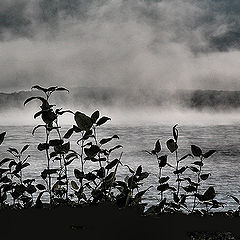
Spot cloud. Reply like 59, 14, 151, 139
0, 0, 239, 93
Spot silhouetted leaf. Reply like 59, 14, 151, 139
71, 180, 79, 190
189, 166, 199, 173
173, 167, 187, 174
96, 117, 111, 126
158, 155, 167, 167
158, 176, 170, 184
166, 139, 178, 153
31, 85, 48, 92
173, 124, 178, 142
75, 112, 93, 131
84, 145, 100, 158
85, 172, 97, 181
9, 161, 17, 169
34, 110, 43, 119
106, 159, 119, 170
46, 86, 57, 92
42, 110, 57, 124
74, 169, 84, 180
37, 143, 49, 151
0, 132, 6, 145
203, 186, 216, 201
203, 150, 216, 158
91, 110, 100, 123
179, 154, 193, 162
136, 165, 142, 176
157, 183, 170, 192
200, 173, 211, 180
135, 189, 149, 200
182, 185, 197, 192
191, 145, 202, 157
105, 172, 115, 182
49, 139, 64, 146
65, 152, 78, 160
0, 158, 12, 167
65, 159, 76, 166
20, 145, 30, 154
32, 125, 46, 135
21, 162, 30, 169
24, 96, 46, 106
100, 135, 119, 145
56, 87, 69, 92
36, 184, 46, 191
63, 128, 74, 139
109, 145, 123, 153
124, 164, 135, 174
72, 125, 82, 133
97, 167, 105, 178
154, 140, 161, 154
8, 148, 19, 155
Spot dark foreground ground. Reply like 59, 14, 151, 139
1, 204, 240, 240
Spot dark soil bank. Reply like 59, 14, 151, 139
1, 204, 240, 240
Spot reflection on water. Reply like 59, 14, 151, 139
1, 124, 240, 210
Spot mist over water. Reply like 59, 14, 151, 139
0, 0, 240, 93
1, 105, 240, 126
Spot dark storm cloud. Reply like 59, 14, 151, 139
0, 0, 240, 92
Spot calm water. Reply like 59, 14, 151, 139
1, 124, 240, 211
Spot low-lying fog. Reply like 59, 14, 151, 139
1, 106, 240, 126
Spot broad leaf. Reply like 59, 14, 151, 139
96, 117, 111, 126
158, 155, 167, 168
91, 110, 100, 123
75, 112, 93, 131
203, 150, 216, 158
191, 145, 202, 157
0, 132, 6, 145
105, 159, 119, 170
166, 139, 178, 153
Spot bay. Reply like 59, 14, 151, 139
1, 123, 240, 211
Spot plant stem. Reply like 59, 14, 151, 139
45, 128, 52, 204
192, 156, 203, 213
56, 123, 69, 200
175, 150, 181, 197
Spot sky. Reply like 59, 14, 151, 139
0, 0, 240, 93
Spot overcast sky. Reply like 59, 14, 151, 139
0, 0, 240, 92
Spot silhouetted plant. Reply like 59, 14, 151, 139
0, 141, 37, 208
189, 145, 220, 213
64, 110, 150, 207
24, 85, 73, 206
0, 85, 233, 216
146, 139, 177, 213
145, 125, 220, 215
